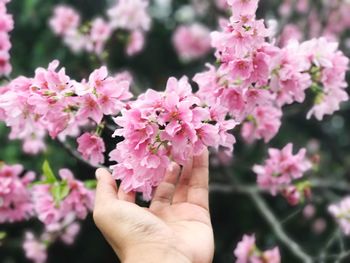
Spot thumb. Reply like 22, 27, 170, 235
94, 168, 118, 209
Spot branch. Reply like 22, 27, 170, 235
58, 140, 109, 170
310, 179, 350, 192
210, 182, 313, 262
249, 191, 313, 263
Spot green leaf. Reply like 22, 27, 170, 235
0, 232, 6, 240
84, 180, 97, 189
60, 182, 71, 201
42, 160, 57, 184
51, 181, 70, 206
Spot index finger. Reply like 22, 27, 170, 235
94, 168, 119, 210
187, 148, 210, 211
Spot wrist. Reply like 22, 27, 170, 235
122, 244, 192, 263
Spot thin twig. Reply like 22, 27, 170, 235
58, 140, 109, 170
249, 191, 313, 263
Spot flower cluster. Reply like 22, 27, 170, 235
253, 143, 312, 205
32, 168, 94, 226
0, 61, 131, 161
77, 132, 106, 166
0, 0, 13, 76
110, 76, 236, 199
23, 232, 47, 263
329, 197, 350, 235
280, 0, 350, 42
172, 23, 212, 62
28, 165, 94, 262
49, 0, 151, 57
233, 234, 281, 263
0, 164, 34, 223
193, 0, 349, 144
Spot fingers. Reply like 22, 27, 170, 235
118, 187, 136, 203
149, 162, 180, 211
94, 168, 119, 208
187, 148, 210, 211
172, 156, 193, 204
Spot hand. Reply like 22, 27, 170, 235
93, 149, 214, 263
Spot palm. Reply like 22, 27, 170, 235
154, 203, 214, 263
94, 149, 214, 263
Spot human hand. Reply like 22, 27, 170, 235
93, 149, 214, 263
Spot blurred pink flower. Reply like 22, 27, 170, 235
172, 23, 211, 62
0, 164, 34, 223
77, 132, 106, 166
23, 232, 47, 263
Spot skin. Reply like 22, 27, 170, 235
93, 149, 214, 263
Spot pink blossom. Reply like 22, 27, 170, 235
262, 247, 281, 263
60, 222, 81, 245
279, 24, 303, 47
253, 143, 312, 197
49, 5, 80, 36
89, 18, 112, 55
32, 169, 94, 226
0, 164, 34, 223
172, 23, 211, 61
0, 61, 132, 152
23, 232, 47, 263
0, 0, 12, 76
126, 30, 145, 56
0, 50, 11, 75
227, 0, 259, 20
329, 197, 350, 235
107, 0, 151, 31
303, 204, 316, 219
241, 105, 282, 143
233, 234, 281, 263
77, 132, 106, 166
234, 234, 256, 263
215, 0, 229, 10
312, 218, 327, 235
110, 77, 234, 199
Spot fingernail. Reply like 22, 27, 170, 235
95, 168, 104, 180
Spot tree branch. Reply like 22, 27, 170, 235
249, 191, 313, 263
58, 140, 109, 170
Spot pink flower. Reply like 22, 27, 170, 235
279, 24, 302, 47
0, 164, 34, 223
262, 248, 281, 263
215, 0, 229, 10
253, 143, 311, 197
172, 23, 212, 61
0, 50, 11, 75
88, 18, 112, 55
307, 88, 349, 121
229, 58, 254, 80
23, 232, 47, 263
0, 0, 12, 77
233, 234, 281, 263
234, 234, 256, 263
32, 169, 94, 226
49, 5, 80, 36
126, 30, 145, 56
227, 0, 259, 19
107, 0, 151, 31
60, 222, 81, 245
241, 105, 282, 143
0, 61, 132, 152
77, 132, 106, 166
329, 197, 350, 235
110, 76, 234, 199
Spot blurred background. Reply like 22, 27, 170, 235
1, 0, 350, 262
